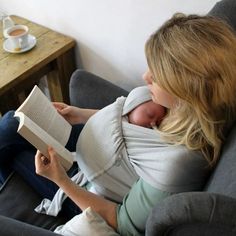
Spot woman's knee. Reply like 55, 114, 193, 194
0, 111, 19, 132
0, 110, 19, 140
0, 110, 34, 162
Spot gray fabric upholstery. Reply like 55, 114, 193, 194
208, 0, 236, 31
167, 224, 236, 236
145, 192, 236, 236
0, 171, 68, 230
204, 124, 236, 197
0, 215, 62, 236
70, 69, 128, 109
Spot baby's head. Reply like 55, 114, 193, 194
128, 101, 166, 128
123, 86, 166, 128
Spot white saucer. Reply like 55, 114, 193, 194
3, 34, 37, 53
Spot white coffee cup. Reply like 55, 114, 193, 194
5, 25, 29, 51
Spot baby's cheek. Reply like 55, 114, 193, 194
128, 112, 149, 127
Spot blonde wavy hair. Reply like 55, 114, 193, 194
145, 14, 236, 166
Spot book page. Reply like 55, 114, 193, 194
16, 85, 71, 146
15, 112, 73, 170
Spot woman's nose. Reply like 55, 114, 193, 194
142, 71, 147, 81
143, 73, 151, 84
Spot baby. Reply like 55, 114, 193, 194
128, 100, 166, 129
121, 86, 166, 130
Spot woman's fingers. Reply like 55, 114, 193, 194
35, 149, 52, 173
36, 150, 50, 164
53, 102, 71, 117
48, 146, 57, 161
35, 150, 43, 165
53, 102, 66, 108
41, 156, 50, 165
35, 150, 46, 175
53, 102, 68, 112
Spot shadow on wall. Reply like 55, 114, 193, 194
75, 41, 144, 92
74, 43, 84, 70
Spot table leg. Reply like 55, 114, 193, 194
0, 90, 21, 115
47, 48, 76, 104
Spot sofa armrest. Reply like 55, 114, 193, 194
69, 69, 128, 109
0, 215, 61, 236
146, 192, 236, 236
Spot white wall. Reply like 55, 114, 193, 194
0, 0, 218, 90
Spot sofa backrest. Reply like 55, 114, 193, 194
204, 123, 236, 197
208, 0, 236, 32
70, 70, 128, 109
204, 0, 236, 197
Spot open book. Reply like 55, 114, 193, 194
14, 85, 73, 170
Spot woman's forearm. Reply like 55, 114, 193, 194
57, 177, 118, 230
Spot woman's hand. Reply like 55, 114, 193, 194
53, 102, 84, 125
35, 147, 68, 185
53, 102, 98, 125
36, 148, 118, 230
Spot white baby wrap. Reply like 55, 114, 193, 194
35, 86, 208, 216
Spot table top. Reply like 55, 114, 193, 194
0, 15, 76, 96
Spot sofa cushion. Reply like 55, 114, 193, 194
0, 216, 59, 236
0, 171, 68, 230
0, 215, 61, 236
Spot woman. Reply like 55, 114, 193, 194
1, 14, 236, 235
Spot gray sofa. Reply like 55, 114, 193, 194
1, 0, 236, 235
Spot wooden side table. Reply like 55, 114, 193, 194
0, 15, 76, 114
